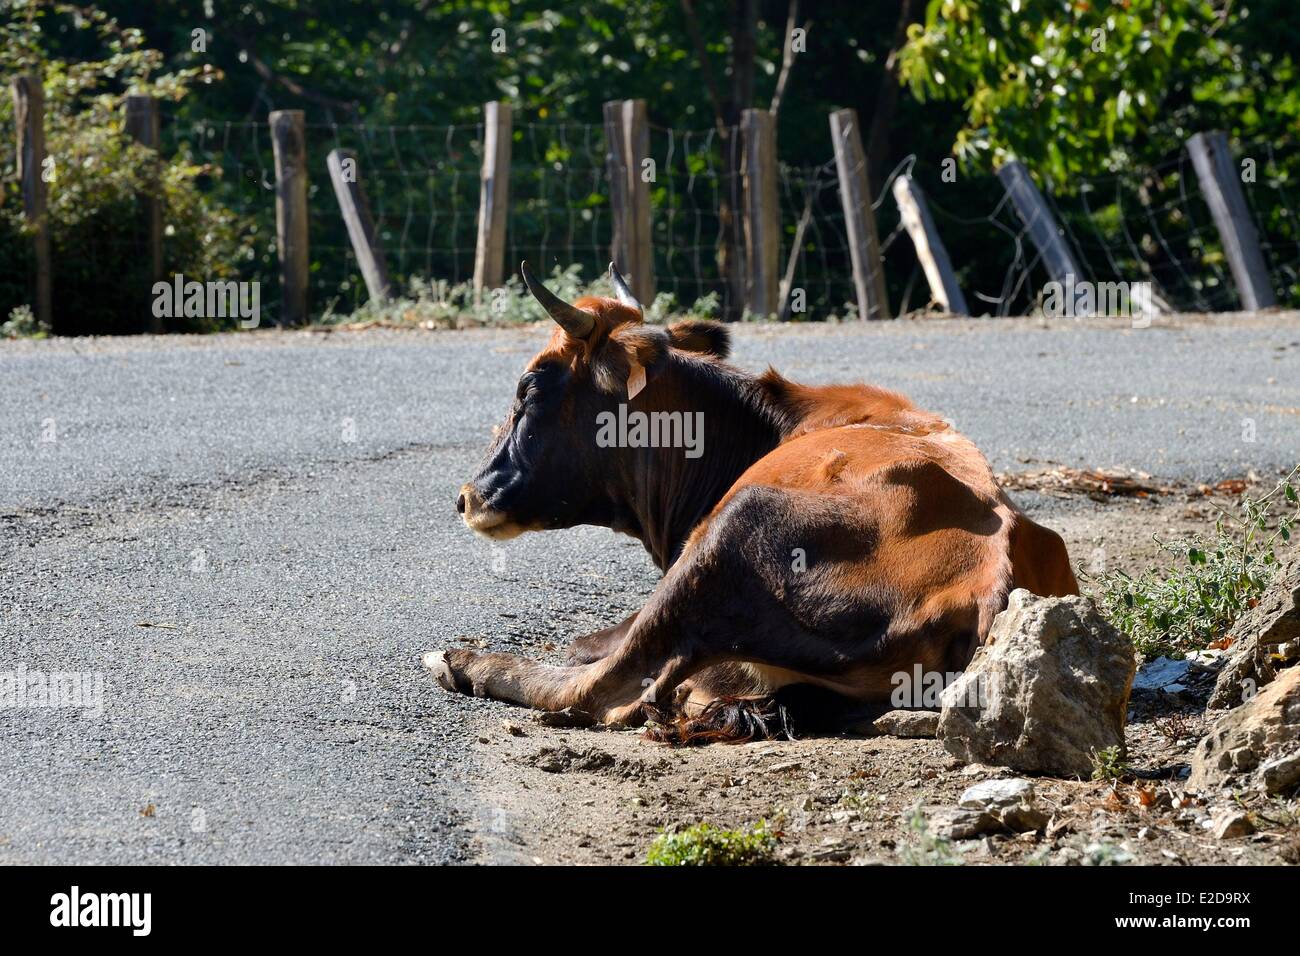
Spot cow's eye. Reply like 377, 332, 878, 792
516, 375, 535, 402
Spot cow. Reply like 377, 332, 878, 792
423, 261, 1078, 741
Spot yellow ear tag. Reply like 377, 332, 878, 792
626, 359, 647, 400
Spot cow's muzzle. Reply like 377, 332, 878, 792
457, 483, 527, 540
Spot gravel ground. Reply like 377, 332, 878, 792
1, 312, 1297, 864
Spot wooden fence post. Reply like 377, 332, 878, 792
891, 174, 967, 315
11, 74, 52, 333
603, 99, 654, 302
124, 94, 164, 331
473, 101, 512, 295
269, 110, 309, 325
1186, 131, 1276, 311
829, 108, 890, 319
741, 108, 778, 318
777, 191, 814, 321
327, 149, 391, 304
997, 160, 1085, 294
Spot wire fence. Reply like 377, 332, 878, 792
87, 115, 1300, 325
900, 141, 1300, 317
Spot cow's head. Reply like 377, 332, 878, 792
457, 261, 729, 540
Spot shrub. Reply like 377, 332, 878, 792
1089, 467, 1299, 659
1, 303, 47, 339
644, 820, 777, 866
1090, 745, 1130, 782
328, 262, 721, 330
0, 2, 254, 334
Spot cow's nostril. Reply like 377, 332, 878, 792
456, 493, 466, 514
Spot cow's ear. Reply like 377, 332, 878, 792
667, 319, 729, 359
592, 326, 667, 398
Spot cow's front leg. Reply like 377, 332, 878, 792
424, 648, 575, 710
565, 610, 638, 665
422, 625, 697, 726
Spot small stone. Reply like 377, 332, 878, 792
925, 807, 999, 841
958, 778, 1035, 811
1000, 803, 1049, 833
764, 759, 803, 774
1259, 751, 1300, 795
872, 710, 940, 738
1212, 811, 1254, 840
954, 779, 1048, 833
1132, 656, 1193, 692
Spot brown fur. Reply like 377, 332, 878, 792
435, 293, 1079, 741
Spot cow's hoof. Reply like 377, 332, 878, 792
422, 650, 458, 692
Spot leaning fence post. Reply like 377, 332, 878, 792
473, 101, 512, 296
829, 108, 890, 319
891, 174, 967, 315
741, 108, 778, 318
269, 109, 309, 325
1186, 131, 1276, 311
11, 74, 52, 333
603, 98, 654, 302
124, 94, 164, 331
327, 149, 391, 304
997, 160, 1086, 294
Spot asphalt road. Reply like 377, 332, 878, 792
2, 313, 1298, 863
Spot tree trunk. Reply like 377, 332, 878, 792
717, 0, 756, 320
865, 0, 923, 195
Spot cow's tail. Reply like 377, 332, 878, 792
642, 683, 888, 745
643, 695, 791, 745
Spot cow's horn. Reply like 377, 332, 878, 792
520, 261, 594, 338
608, 261, 642, 313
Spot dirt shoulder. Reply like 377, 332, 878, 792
458, 488, 1300, 866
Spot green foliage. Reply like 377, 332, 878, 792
0, 1, 253, 333
1, 303, 48, 339
1089, 745, 1130, 782
6, 1, 1297, 327
644, 820, 777, 867
898, 0, 1300, 183
1090, 467, 1300, 659
327, 262, 719, 329
1083, 841, 1134, 866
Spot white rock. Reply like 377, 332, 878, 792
958, 778, 1035, 811
1132, 656, 1193, 691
